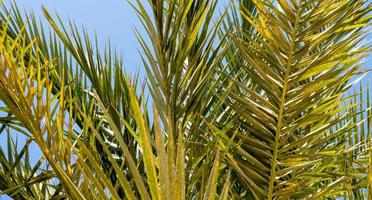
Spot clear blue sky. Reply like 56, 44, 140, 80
7, 0, 147, 74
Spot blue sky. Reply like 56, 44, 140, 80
7, 0, 147, 74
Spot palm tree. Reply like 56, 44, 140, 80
0, 0, 371, 199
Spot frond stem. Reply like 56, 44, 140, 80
267, 1, 302, 199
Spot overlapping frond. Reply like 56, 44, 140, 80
134, 0, 231, 199
0, 0, 370, 199
215, 0, 371, 198
0, 131, 53, 199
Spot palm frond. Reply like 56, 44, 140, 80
214, 0, 371, 198
0, 0, 370, 199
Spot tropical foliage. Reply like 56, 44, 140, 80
0, 0, 371, 199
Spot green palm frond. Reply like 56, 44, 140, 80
0, 0, 370, 199
133, 0, 231, 198
0, 131, 53, 199
213, 0, 371, 198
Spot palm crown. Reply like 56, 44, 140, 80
0, 0, 371, 199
